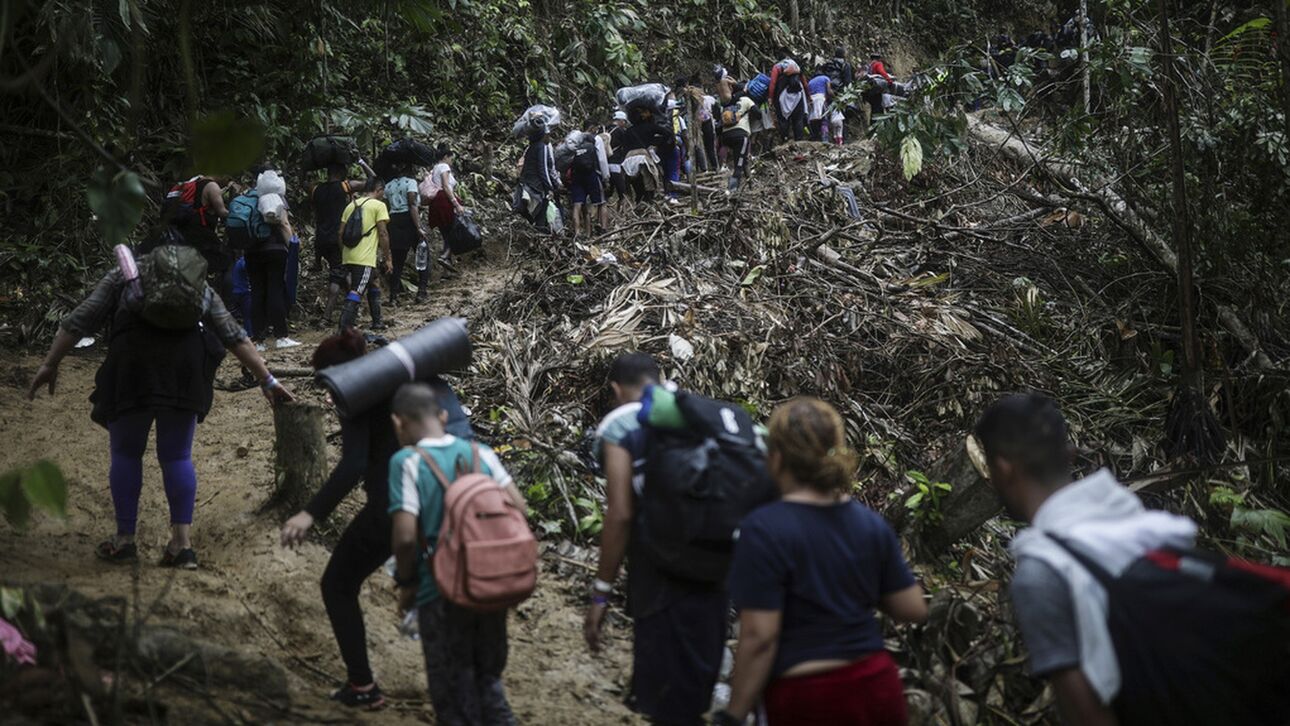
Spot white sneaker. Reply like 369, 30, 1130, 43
275, 337, 302, 349
254, 343, 267, 352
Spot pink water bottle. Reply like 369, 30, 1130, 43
115, 244, 143, 304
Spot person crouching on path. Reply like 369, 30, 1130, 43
388, 383, 527, 726
280, 331, 475, 711
421, 146, 467, 270
29, 237, 293, 568
715, 397, 928, 726
338, 177, 392, 332
385, 164, 430, 306
583, 352, 729, 726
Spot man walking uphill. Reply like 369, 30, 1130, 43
583, 353, 729, 726
337, 178, 392, 332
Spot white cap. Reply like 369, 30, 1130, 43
613, 110, 628, 121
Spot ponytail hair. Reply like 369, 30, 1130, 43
767, 397, 857, 495
311, 327, 367, 371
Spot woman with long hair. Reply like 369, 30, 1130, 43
279, 329, 473, 710
717, 398, 928, 726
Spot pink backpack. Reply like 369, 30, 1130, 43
415, 444, 538, 611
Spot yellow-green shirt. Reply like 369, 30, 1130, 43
340, 197, 390, 268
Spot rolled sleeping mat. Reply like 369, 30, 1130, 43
316, 317, 472, 419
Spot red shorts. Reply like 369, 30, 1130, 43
762, 651, 907, 726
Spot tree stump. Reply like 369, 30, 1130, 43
268, 402, 328, 514
888, 436, 1002, 561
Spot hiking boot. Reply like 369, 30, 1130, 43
95, 539, 138, 563
159, 547, 198, 570
331, 682, 386, 710
275, 337, 302, 350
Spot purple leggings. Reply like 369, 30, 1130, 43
108, 410, 198, 535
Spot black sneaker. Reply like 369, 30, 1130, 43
331, 682, 386, 710
159, 547, 199, 570
95, 539, 138, 563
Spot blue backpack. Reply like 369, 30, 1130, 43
226, 189, 271, 250
746, 73, 771, 103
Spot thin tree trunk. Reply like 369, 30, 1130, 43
790, 0, 800, 33
1156, 0, 1200, 380
686, 92, 700, 214
269, 402, 329, 514
1079, 0, 1091, 115
1276, 0, 1290, 144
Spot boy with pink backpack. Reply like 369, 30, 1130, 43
388, 383, 537, 725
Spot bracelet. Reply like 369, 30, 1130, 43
260, 374, 278, 390
289, 234, 300, 245
591, 594, 610, 607
592, 578, 614, 594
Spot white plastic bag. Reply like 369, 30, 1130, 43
258, 192, 287, 225
256, 169, 286, 196
616, 83, 669, 112
512, 104, 563, 138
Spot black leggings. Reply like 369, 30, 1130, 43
245, 249, 288, 340
320, 505, 391, 686
389, 246, 429, 300
776, 99, 807, 141
720, 130, 751, 183
701, 119, 718, 171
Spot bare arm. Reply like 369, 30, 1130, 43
879, 583, 929, 624
392, 510, 420, 612
725, 609, 783, 720
27, 329, 79, 399
203, 182, 229, 219
377, 220, 392, 273
583, 443, 635, 652
407, 191, 427, 239
1051, 668, 1118, 726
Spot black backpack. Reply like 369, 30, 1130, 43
1051, 536, 1290, 725
638, 390, 778, 583
571, 137, 599, 174
341, 199, 370, 248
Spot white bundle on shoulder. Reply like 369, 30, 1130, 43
258, 192, 287, 225
256, 169, 286, 196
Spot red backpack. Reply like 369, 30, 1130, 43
162, 176, 211, 228
415, 444, 538, 612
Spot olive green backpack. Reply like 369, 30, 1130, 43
135, 245, 208, 329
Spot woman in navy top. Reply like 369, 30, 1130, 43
718, 398, 928, 725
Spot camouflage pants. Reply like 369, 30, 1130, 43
418, 599, 516, 726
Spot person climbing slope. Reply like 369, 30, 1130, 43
516, 126, 561, 232
388, 383, 527, 725
385, 164, 430, 306
715, 397, 927, 725
718, 86, 756, 191
338, 177, 392, 332
421, 146, 467, 269
807, 73, 833, 142
281, 331, 474, 711
770, 57, 807, 142
607, 111, 631, 213
312, 162, 372, 323
28, 237, 292, 568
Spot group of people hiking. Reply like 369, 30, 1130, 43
144, 144, 469, 348
28, 254, 1290, 726
511, 46, 913, 235
986, 14, 1100, 81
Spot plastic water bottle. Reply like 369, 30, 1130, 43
415, 240, 429, 272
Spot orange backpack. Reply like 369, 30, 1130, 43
415, 444, 538, 612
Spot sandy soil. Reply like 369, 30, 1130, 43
0, 236, 646, 724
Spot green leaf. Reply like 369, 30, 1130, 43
1231, 507, 1290, 549
0, 587, 22, 619
86, 167, 146, 246
0, 470, 30, 529
740, 264, 766, 286
900, 135, 923, 181
190, 111, 266, 177
567, 274, 585, 285
905, 492, 925, 509
20, 460, 67, 519
1221, 17, 1271, 43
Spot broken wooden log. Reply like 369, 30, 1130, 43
268, 402, 328, 513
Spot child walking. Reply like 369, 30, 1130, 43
387, 383, 526, 726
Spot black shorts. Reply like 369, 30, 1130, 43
344, 264, 375, 295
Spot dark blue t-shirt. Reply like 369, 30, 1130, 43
728, 499, 916, 677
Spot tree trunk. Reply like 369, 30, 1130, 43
887, 438, 1000, 559
789, 0, 800, 33
269, 402, 328, 513
686, 92, 701, 214
1079, 0, 1091, 116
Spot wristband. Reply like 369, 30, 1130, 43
260, 374, 278, 391
289, 234, 300, 245
592, 578, 614, 594
591, 594, 610, 607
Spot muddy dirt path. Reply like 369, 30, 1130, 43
0, 235, 645, 724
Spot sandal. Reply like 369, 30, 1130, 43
95, 539, 138, 563
159, 547, 199, 570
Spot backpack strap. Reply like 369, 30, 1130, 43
1045, 533, 1117, 587
412, 446, 453, 490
